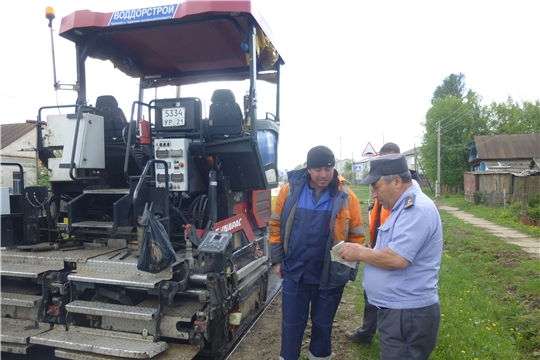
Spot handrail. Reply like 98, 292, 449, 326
133, 159, 169, 227
124, 100, 153, 183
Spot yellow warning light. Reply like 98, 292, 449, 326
45, 7, 55, 21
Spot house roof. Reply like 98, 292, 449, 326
402, 147, 422, 156
473, 133, 540, 160
1, 123, 36, 150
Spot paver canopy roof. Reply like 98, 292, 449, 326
59, 1, 283, 87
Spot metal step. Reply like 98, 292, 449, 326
67, 252, 180, 288
1, 342, 34, 354
66, 300, 157, 321
0, 240, 127, 278
1, 251, 65, 278
56, 343, 200, 360
68, 270, 169, 288
71, 221, 115, 228
1, 292, 42, 307
1, 318, 51, 345
82, 189, 130, 195
31, 325, 168, 359
0, 264, 60, 278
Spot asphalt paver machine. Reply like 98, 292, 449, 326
0, 2, 284, 359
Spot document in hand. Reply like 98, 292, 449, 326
330, 241, 358, 269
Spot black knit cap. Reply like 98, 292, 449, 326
306, 145, 335, 169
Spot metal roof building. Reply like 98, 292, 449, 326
469, 133, 540, 171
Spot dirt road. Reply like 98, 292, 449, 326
229, 284, 361, 360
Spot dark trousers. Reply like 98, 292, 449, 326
279, 276, 345, 360
378, 302, 441, 360
354, 291, 378, 343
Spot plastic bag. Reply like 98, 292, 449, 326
137, 208, 176, 273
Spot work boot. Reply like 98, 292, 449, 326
345, 328, 374, 345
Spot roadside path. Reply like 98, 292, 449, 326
437, 205, 540, 259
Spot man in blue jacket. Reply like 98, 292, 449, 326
270, 145, 365, 360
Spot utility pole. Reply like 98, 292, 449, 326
351, 152, 354, 185
339, 136, 342, 162
437, 120, 441, 197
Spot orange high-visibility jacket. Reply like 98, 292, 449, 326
369, 198, 391, 248
270, 172, 365, 261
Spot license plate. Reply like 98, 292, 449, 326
162, 107, 185, 127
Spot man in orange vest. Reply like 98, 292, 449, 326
346, 142, 420, 345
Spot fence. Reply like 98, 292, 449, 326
463, 172, 539, 206
440, 184, 463, 195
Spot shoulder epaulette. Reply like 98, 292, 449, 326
404, 194, 415, 209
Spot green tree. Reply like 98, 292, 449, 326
487, 97, 540, 134
431, 73, 466, 104
37, 164, 51, 189
342, 161, 353, 183
360, 167, 369, 181
421, 74, 489, 186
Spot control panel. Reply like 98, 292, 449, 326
197, 231, 233, 254
154, 138, 190, 191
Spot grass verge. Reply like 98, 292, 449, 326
345, 186, 540, 359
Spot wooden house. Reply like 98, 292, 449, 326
465, 134, 540, 204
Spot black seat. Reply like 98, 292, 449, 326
207, 89, 243, 137
95, 95, 128, 141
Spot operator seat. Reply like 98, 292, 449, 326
95, 95, 132, 188
95, 95, 128, 142
207, 89, 243, 138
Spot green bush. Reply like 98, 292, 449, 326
526, 205, 540, 220
528, 192, 540, 208
507, 201, 523, 216
473, 191, 483, 205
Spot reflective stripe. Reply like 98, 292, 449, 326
350, 226, 365, 235
270, 212, 281, 221
339, 183, 350, 241
283, 200, 298, 256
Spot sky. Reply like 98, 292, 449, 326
1, 1, 539, 172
